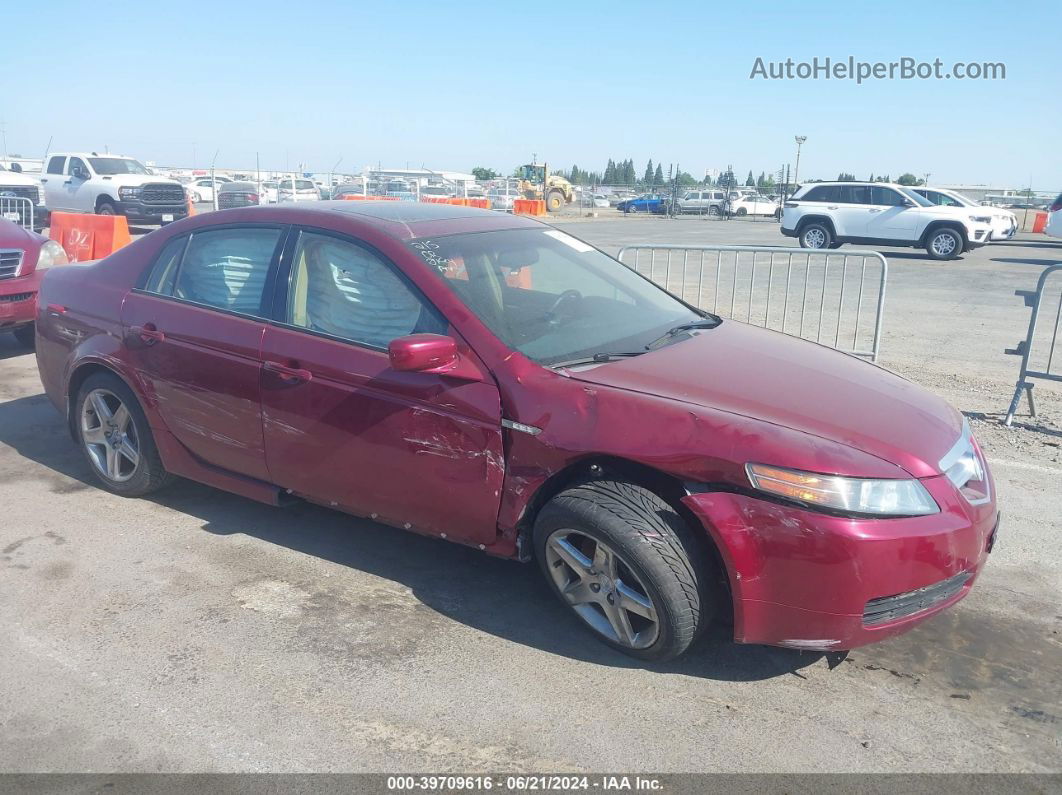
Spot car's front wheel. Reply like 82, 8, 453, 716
799, 222, 833, 249
96, 201, 117, 216
534, 480, 711, 661
926, 228, 963, 260
75, 372, 171, 497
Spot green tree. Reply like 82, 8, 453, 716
837, 172, 856, 182
896, 173, 921, 186
471, 167, 497, 180
756, 171, 766, 189
746, 170, 755, 187
623, 159, 636, 185
654, 164, 664, 185
643, 159, 654, 185
677, 171, 697, 187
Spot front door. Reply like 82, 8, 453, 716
865, 185, 920, 241
259, 228, 505, 545
122, 224, 288, 480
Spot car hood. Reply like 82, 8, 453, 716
0, 218, 45, 248
563, 321, 962, 478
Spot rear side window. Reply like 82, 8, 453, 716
837, 185, 871, 204
46, 156, 66, 175
144, 235, 188, 294
173, 227, 283, 315
802, 185, 838, 202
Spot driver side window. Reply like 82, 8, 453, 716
286, 231, 445, 349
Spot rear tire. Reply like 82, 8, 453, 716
12, 324, 35, 348
736, 207, 747, 216
75, 372, 172, 497
799, 222, 833, 249
926, 227, 963, 260
534, 479, 712, 662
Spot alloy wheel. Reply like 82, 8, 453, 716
931, 231, 957, 257
545, 528, 660, 649
81, 388, 140, 482
803, 227, 827, 248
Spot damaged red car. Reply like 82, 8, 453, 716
34, 202, 998, 661
0, 218, 69, 346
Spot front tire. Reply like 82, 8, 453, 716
96, 201, 117, 216
534, 480, 711, 662
12, 324, 35, 348
546, 190, 565, 212
799, 222, 833, 249
926, 228, 963, 260
75, 372, 171, 497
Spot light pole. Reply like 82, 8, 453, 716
923, 172, 931, 187
793, 136, 807, 187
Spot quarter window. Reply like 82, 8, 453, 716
803, 185, 839, 202
143, 235, 188, 295
172, 227, 283, 315
46, 156, 66, 175
286, 231, 445, 348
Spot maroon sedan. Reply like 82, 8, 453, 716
0, 218, 69, 346
34, 202, 998, 661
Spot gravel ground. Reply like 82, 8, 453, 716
1, 216, 1059, 773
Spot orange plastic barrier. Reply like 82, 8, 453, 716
187, 200, 196, 217
513, 199, 547, 216
341, 195, 401, 201
49, 212, 132, 262
1032, 211, 1048, 233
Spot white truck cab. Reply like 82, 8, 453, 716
41, 152, 189, 225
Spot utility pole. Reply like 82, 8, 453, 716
793, 136, 807, 187
923, 172, 931, 187
210, 149, 219, 211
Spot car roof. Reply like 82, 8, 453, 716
181, 200, 542, 241
803, 181, 903, 188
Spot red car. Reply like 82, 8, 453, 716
34, 203, 998, 661
0, 218, 69, 346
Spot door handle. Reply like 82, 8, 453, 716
130, 324, 165, 345
40, 178, 48, 183
867, 208, 881, 213
263, 360, 313, 384
63, 180, 72, 185
827, 205, 838, 210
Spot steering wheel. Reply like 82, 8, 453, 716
547, 289, 583, 324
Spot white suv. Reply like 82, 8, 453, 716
913, 186, 1018, 241
41, 152, 189, 225
781, 182, 994, 260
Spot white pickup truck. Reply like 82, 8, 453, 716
41, 152, 189, 225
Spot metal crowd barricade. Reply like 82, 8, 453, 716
0, 196, 35, 231
1005, 264, 1062, 425
617, 244, 888, 361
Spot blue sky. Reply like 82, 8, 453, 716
4, 1, 1059, 188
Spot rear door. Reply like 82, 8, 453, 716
40, 156, 67, 208
121, 224, 288, 480
258, 227, 505, 545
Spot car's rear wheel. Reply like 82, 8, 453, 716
534, 479, 711, 661
12, 324, 35, 348
799, 222, 832, 249
736, 207, 747, 216
926, 228, 962, 260
75, 372, 171, 497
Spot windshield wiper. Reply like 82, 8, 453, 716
645, 316, 722, 350
549, 351, 646, 369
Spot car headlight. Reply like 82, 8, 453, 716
745, 463, 939, 517
970, 215, 993, 224
118, 186, 142, 200
34, 240, 69, 271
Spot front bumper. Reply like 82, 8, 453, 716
0, 270, 41, 329
682, 474, 997, 651
990, 218, 1017, 241
113, 200, 189, 224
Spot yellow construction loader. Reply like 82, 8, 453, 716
518, 163, 573, 212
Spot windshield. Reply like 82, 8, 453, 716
88, 157, 150, 175
899, 187, 933, 207
410, 228, 703, 366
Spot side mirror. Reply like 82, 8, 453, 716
388, 333, 459, 373
901, 198, 915, 207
